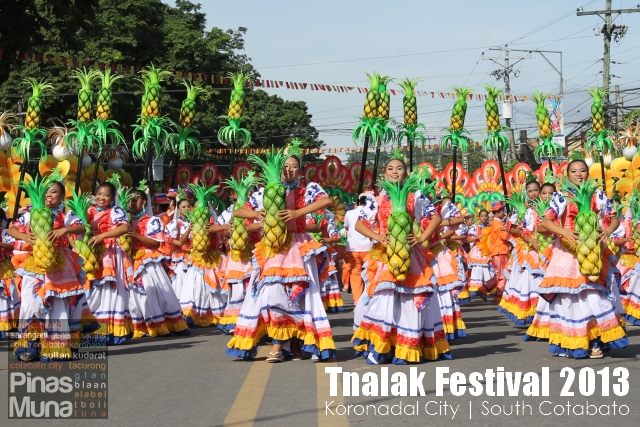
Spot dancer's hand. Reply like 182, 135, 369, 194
88, 234, 105, 248
562, 229, 579, 244
374, 232, 390, 246
278, 209, 299, 222
407, 233, 419, 247
23, 232, 37, 245
254, 210, 265, 221
47, 228, 67, 242
596, 226, 615, 242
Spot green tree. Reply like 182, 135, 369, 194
0, 0, 323, 171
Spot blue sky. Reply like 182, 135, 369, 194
165, 0, 640, 154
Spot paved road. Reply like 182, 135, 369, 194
1, 293, 638, 427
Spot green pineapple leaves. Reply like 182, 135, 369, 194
378, 173, 420, 213
248, 146, 287, 184
225, 170, 263, 208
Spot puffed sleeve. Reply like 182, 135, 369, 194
64, 210, 83, 227
413, 190, 437, 222
468, 224, 478, 237
217, 206, 233, 225
304, 182, 328, 205
2, 229, 15, 244
455, 223, 468, 236
440, 201, 460, 220
610, 222, 625, 241
325, 213, 339, 239
165, 220, 178, 241
244, 188, 264, 211
544, 191, 567, 220
359, 192, 378, 223
305, 213, 317, 225
110, 206, 129, 226
592, 188, 614, 229
146, 216, 165, 242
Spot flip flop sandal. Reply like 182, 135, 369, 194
266, 352, 284, 363
589, 349, 604, 359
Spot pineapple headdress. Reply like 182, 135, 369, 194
284, 138, 304, 163
525, 170, 538, 184
415, 166, 437, 199
390, 147, 406, 163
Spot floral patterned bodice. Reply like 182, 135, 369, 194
165, 218, 191, 251
17, 208, 82, 249
132, 214, 164, 252
87, 206, 129, 247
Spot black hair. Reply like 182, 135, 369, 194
358, 196, 367, 206
478, 209, 489, 216
177, 199, 191, 209
385, 157, 407, 171
49, 181, 65, 194
131, 189, 148, 202
541, 182, 556, 193
525, 180, 541, 190
567, 159, 588, 173
286, 155, 301, 168
97, 182, 117, 198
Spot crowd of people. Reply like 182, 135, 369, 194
0, 148, 637, 364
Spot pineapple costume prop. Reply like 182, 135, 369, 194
96, 68, 123, 121
187, 182, 219, 252
630, 190, 640, 254
106, 174, 134, 256
560, 178, 603, 281
379, 173, 420, 281
247, 147, 288, 255
532, 198, 554, 252
585, 87, 616, 193
19, 172, 65, 272
72, 68, 99, 123
531, 91, 562, 165
179, 81, 207, 129
397, 78, 427, 171
225, 171, 263, 261
66, 191, 102, 280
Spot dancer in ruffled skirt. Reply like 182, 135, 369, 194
619, 190, 640, 325
351, 156, 451, 364
468, 209, 494, 296
228, 145, 336, 362
10, 177, 96, 360
84, 182, 135, 344
537, 157, 627, 358
127, 190, 189, 337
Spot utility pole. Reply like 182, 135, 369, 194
614, 85, 622, 128
577, 2, 639, 109
482, 47, 531, 162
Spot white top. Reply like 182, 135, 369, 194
342, 208, 372, 252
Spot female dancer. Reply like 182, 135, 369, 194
309, 209, 344, 312
165, 191, 192, 299
468, 209, 494, 296
127, 190, 189, 337
498, 180, 544, 326
85, 181, 134, 344
227, 146, 336, 362
218, 175, 263, 334
523, 182, 557, 341
537, 157, 627, 358
179, 188, 229, 328
430, 195, 467, 340
351, 154, 450, 364
10, 176, 95, 360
